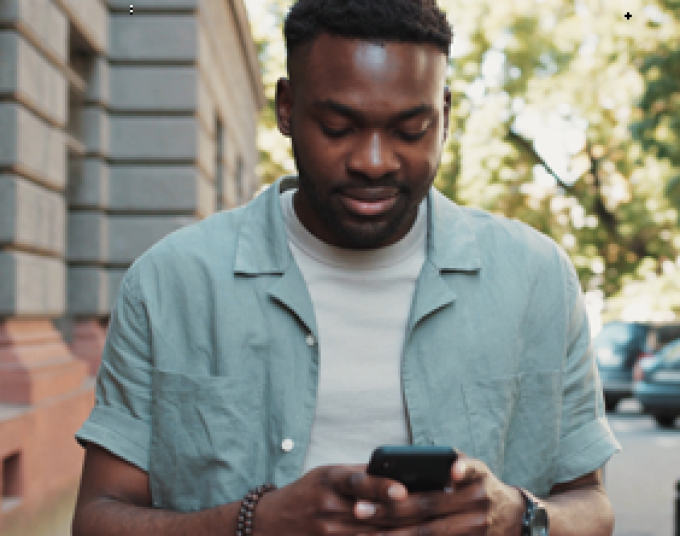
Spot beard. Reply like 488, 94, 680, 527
290, 135, 431, 250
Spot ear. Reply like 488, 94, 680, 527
276, 78, 294, 138
443, 86, 451, 143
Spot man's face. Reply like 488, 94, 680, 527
276, 33, 451, 250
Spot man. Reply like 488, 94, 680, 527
71, 1, 622, 535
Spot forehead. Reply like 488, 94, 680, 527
295, 33, 446, 109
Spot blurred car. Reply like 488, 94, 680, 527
592, 320, 680, 412
633, 338, 680, 428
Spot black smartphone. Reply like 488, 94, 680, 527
367, 445, 458, 493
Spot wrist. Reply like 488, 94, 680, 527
251, 490, 275, 536
509, 485, 527, 536
513, 485, 550, 536
236, 483, 277, 536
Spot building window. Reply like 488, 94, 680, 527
65, 24, 92, 168
66, 23, 94, 215
2, 452, 22, 512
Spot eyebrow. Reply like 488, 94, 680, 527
314, 99, 435, 123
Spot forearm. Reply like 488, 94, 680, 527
72, 497, 243, 536
543, 486, 615, 536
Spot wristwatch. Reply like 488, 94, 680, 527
515, 486, 549, 536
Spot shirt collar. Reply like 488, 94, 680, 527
234, 175, 481, 275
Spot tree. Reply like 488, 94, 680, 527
247, 0, 296, 187
246, 0, 680, 317
438, 0, 679, 300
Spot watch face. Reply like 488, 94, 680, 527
530, 507, 549, 536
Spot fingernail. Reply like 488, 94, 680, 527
356, 502, 376, 517
388, 484, 407, 500
444, 486, 454, 493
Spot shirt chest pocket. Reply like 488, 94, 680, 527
149, 369, 264, 511
462, 371, 562, 497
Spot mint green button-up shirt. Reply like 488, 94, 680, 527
76, 175, 621, 512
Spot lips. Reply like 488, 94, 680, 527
339, 192, 399, 217
341, 187, 399, 202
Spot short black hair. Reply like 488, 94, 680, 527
284, 0, 453, 72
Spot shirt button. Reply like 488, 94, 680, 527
305, 334, 316, 346
282, 438, 294, 452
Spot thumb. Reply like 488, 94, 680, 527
451, 453, 484, 484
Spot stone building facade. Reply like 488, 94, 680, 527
0, 1, 265, 534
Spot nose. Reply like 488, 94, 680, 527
348, 131, 400, 179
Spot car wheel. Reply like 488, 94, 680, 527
653, 415, 677, 428
604, 396, 619, 413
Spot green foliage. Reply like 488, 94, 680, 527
246, 0, 680, 319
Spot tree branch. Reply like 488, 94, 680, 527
507, 128, 621, 235
507, 129, 574, 193
585, 141, 619, 235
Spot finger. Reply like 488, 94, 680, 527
365, 479, 490, 528
450, 457, 487, 485
356, 508, 490, 536
355, 489, 446, 527
352, 467, 493, 528
439, 451, 466, 492
328, 464, 408, 509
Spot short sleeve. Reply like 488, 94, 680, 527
75, 266, 153, 472
553, 250, 622, 484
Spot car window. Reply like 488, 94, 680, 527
653, 324, 680, 348
660, 339, 680, 365
594, 322, 639, 348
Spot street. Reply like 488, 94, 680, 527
605, 399, 680, 536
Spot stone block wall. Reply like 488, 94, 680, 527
0, 0, 264, 534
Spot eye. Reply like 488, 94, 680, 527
398, 119, 432, 142
398, 130, 427, 142
321, 125, 353, 138
320, 125, 428, 141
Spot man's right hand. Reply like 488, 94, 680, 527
255, 464, 414, 536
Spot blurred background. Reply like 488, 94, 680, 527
0, 0, 678, 534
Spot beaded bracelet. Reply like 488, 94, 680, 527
236, 483, 278, 536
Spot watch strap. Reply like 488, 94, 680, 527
513, 486, 549, 536
514, 486, 537, 536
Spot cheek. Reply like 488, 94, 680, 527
407, 145, 439, 176
296, 125, 343, 172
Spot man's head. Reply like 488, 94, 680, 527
276, 0, 454, 250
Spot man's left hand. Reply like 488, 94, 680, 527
354, 452, 525, 536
